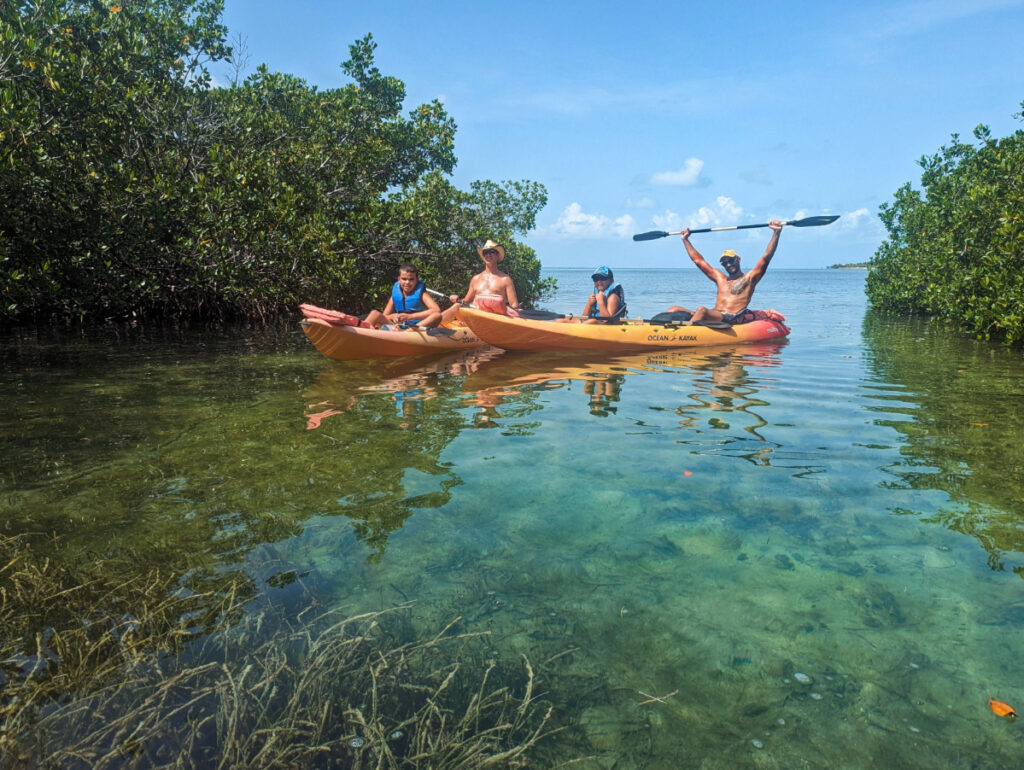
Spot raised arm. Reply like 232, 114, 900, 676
747, 220, 783, 284
681, 229, 720, 284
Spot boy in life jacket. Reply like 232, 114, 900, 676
558, 265, 627, 323
441, 239, 521, 323
365, 264, 442, 329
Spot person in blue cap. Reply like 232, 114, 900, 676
581, 265, 627, 323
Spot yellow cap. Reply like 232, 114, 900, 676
721, 249, 738, 258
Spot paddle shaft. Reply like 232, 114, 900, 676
632, 215, 839, 242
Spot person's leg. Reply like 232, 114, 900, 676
417, 311, 442, 328
690, 307, 724, 323
365, 309, 386, 327
440, 304, 460, 325
666, 305, 692, 313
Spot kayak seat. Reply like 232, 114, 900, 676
646, 310, 731, 329
517, 309, 565, 321
647, 310, 693, 324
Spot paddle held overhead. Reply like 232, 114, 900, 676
632, 215, 840, 242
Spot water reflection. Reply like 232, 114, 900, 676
862, 312, 1024, 570
459, 350, 641, 425
304, 347, 503, 430
454, 342, 791, 438
673, 343, 781, 436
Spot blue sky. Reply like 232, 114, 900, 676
219, 0, 1024, 268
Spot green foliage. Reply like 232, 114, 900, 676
0, 5, 550, 324
0, 0, 230, 320
866, 108, 1024, 345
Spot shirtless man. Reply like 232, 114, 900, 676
441, 239, 521, 323
667, 220, 783, 324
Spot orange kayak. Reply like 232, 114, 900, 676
300, 310, 488, 361
457, 306, 790, 352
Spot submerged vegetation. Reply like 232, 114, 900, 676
0, 1, 552, 326
866, 102, 1024, 346
0, 534, 564, 768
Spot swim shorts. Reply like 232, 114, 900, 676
474, 293, 521, 317
720, 308, 756, 325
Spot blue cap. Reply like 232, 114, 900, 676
591, 265, 613, 280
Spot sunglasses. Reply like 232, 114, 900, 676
483, 249, 500, 256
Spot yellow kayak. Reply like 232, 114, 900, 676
457, 306, 790, 352
300, 305, 487, 361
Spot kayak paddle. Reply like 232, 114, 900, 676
632, 215, 840, 242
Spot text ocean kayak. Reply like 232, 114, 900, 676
457, 306, 790, 352
300, 304, 487, 361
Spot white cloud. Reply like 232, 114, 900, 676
651, 210, 684, 231
839, 208, 871, 229
543, 202, 636, 239
783, 208, 885, 242
834, 208, 887, 240
689, 196, 744, 227
649, 158, 704, 186
650, 196, 745, 232
611, 215, 637, 237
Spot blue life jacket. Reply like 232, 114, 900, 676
589, 283, 627, 320
391, 280, 427, 325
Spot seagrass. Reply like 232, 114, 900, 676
0, 534, 563, 768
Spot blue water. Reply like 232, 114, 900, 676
3, 268, 1024, 767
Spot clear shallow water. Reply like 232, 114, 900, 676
3, 269, 1024, 767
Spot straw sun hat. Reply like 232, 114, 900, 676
477, 239, 505, 262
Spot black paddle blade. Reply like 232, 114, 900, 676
632, 230, 670, 241
788, 215, 840, 228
